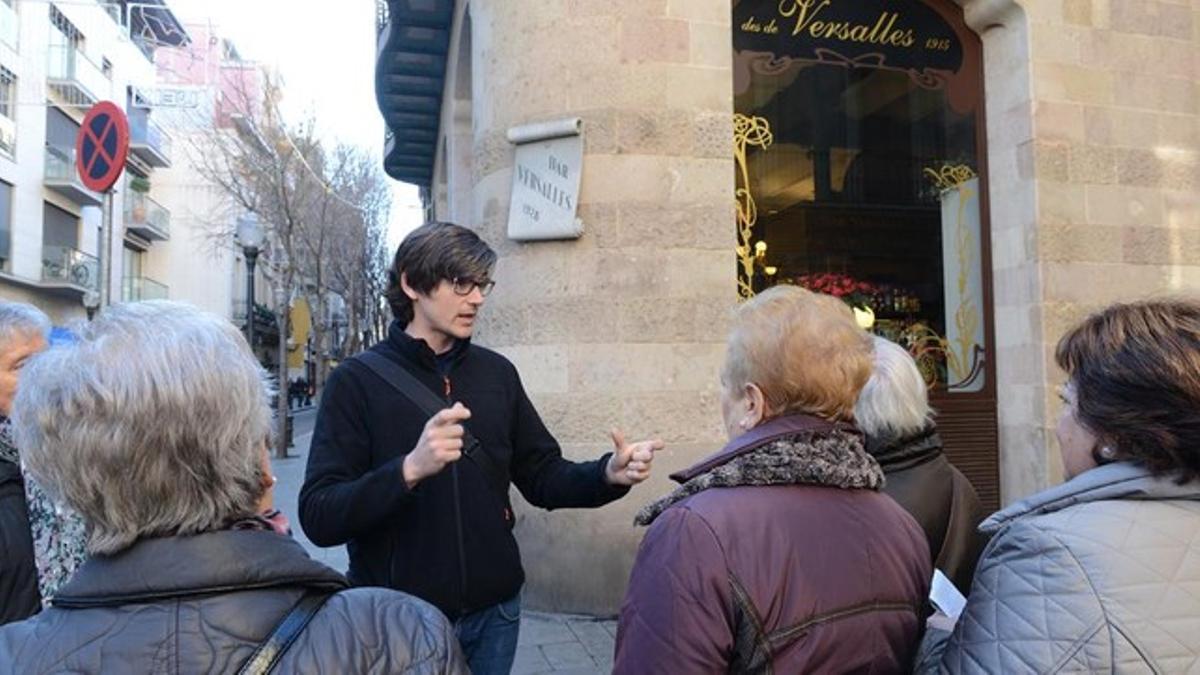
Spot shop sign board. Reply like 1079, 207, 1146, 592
735, 0, 964, 80
131, 85, 202, 109
506, 118, 584, 241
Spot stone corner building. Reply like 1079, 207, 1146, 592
374, 0, 1200, 614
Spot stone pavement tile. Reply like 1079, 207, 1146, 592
519, 613, 577, 647
541, 643, 597, 669
566, 619, 616, 659
601, 620, 618, 638
511, 645, 553, 675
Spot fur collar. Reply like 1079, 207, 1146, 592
635, 427, 884, 526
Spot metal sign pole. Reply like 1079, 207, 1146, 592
100, 189, 114, 308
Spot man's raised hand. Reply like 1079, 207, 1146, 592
605, 428, 664, 487
401, 403, 472, 488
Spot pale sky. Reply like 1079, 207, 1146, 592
166, 0, 423, 250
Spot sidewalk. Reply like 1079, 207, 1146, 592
272, 429, 616, 674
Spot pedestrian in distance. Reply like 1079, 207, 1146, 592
0, 302, 50, 625
0, 301, 467, 673
918, 298, 1200, 673
299, 221, 663, 675
614, 285, 931, 674
855, 335, 989, 594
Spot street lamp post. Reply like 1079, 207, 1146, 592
236, 214, 264, 354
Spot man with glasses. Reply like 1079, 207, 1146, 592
300, 221, 662, 674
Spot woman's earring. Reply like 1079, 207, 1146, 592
1099, 446, 1116, 460
738, 419, 748, 429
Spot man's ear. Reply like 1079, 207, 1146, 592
399, 272, 419, 301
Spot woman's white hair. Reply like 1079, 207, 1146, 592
11, 301, 273, 555
0, 302, 51, 346
854, 335, 932, 441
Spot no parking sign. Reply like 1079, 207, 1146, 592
75, 101, 130, 193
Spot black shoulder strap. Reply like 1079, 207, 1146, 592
352, 351, 508, 500
238, 589, 335, 675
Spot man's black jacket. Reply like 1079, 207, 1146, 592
0, 459, 40, 625
298, 323, 627, 619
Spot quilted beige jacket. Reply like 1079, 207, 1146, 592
918, 462, 1200, 674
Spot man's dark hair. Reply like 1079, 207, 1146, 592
1055, 298, 1200, 483
385, 222, 497, 326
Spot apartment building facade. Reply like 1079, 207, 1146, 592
0, 0, 184, 322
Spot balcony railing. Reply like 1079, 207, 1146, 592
46, 42, 109, 105
44, 145, 102, 205
0, 1, 17, 51
41, 245, 99, 291
124, 190, 170, 240
122, 275, 168, 301
129, 113, 172, 167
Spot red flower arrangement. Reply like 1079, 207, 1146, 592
795, 273, 878, 304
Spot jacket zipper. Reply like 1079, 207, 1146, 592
445, 375, 469, 615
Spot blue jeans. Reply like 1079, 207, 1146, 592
454, 594, 521, 675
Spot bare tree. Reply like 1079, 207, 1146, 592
176, 66, 392, 457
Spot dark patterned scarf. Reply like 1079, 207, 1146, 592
635, 428, 885, 526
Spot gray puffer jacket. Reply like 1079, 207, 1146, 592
918, 462, 1200, 673
0, 529, 468, 674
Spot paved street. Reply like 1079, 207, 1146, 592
272, 405, 617, 674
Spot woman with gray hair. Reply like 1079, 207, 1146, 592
855, 335, 987, 593
0, 301, 465, 673
0, 301, 51, 624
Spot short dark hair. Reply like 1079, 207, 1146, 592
1055, 298, 1200, 482
385, 222, 497, 326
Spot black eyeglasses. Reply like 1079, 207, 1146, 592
451, 277, 496, 297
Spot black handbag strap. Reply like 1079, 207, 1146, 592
352, 351, 509, 500
238, 589, 335, 675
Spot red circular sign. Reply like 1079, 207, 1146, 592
75, 101, 130, 193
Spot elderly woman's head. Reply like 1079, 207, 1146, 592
1054, 298, 1200, 481
720, 286, 873, 439
855, 336, 933, 444
12, 301, 273, 554
0, 302, 51, 417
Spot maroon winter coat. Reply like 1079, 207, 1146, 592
615, 414, 931, 674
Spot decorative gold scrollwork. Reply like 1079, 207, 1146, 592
923, 163, 976, 191
734, 113, 773, 299
924, 163, 981, 389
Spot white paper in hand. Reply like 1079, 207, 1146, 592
929, 569, 967, 620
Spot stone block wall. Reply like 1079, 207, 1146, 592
1023, 0, 1198, 493
466, 0, 736, 614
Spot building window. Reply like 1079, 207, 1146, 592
102, 57, 112, 79
49, 5, 83, 48
0, 0, 18, 51
0, 180, 12, 265
0, 66, 14, 157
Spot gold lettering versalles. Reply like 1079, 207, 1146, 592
776, 0, 916, 47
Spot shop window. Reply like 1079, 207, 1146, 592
733, 0, 989, 393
